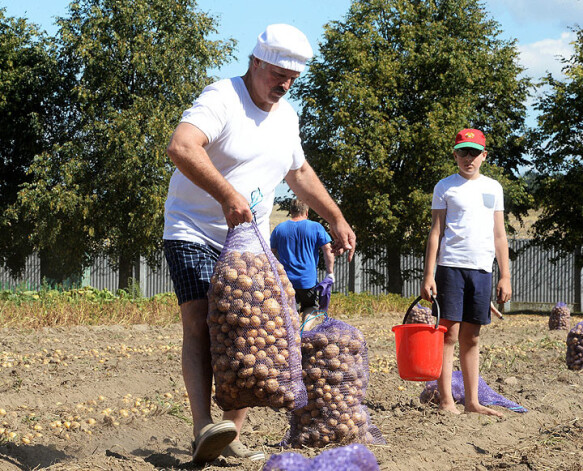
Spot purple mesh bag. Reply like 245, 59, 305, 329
282, 316, 385, 447
549, 302, 571, 330
566, 321, 583, 370
419, 370, 528, 413
404, 302, 433, 325
263, 444, 380, 471
207, 221, 307, 411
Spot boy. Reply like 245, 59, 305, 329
421, 128, 512, 416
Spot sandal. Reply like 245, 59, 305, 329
192, 420, 237, 463
221, 440, 266, 461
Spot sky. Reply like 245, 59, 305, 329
2, 0, 583, 190
3, 0, 581, 82
3, 0, 582, 101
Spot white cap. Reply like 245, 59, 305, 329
252, 24, 313, 73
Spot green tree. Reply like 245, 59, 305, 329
529, 28, 583, 308
293, 0, 532, 293
14, 0, 235, 288
0, 10, 73, 278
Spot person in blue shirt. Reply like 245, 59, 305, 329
271, 198, 335, 329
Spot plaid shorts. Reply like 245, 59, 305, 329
163, 239, 221, 305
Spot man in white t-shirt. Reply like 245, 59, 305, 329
163, 24, 356, 463
421, 128, 511, 418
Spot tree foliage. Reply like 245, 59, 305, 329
12, 0, 235, 287
528, 28, 583, 261
292, 0, 532, 293
0, 10, 72, 276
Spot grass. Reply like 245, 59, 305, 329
329, 292, 419, 318
0, 286, 414, 329
0, 286, 180, 328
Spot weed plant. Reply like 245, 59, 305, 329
329, 292, 423, 318
0, 286, 180, 328
0, 286, 416, 328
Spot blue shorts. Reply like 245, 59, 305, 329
433, 265, 492, 325
163, 240, 220, 305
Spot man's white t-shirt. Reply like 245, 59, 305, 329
163, 77, 306, 251
432, 173, 504, 272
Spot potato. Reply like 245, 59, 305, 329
254, 364, 269, 379
243, 354, 256, 367
265, 379, 279, 393
263, 298, 281, 316
237, 274, 253, 290
217, 300, 230, 313
224, 268, 238, 282
324, 344, 340, 359
252, 291, 265, 303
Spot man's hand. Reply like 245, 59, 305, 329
329, 220, 356, 262
221, 192, 254, 228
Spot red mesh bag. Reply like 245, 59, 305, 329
207, 221, 307, 411
282, 316, 385, 447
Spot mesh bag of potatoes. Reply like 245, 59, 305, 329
207, 221, 307, 411
549, 302, 571, 331
566, 321, 583, 370
281, 316, 385, 448
404, 302, 433, 325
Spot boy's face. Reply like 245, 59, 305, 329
453, 147, 487, 180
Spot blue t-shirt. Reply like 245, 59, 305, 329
270, 219, 332, 289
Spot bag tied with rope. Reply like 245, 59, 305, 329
281, 313, 385, 447
207, 190, 307, 411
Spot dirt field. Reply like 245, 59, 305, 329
1, 309, 583, 471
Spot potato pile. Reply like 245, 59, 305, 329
405, 303, 433, 325
208, 248, 306, 411
549, 302, 570, 331
566, 321, 583, 370
285, 318, 384, 448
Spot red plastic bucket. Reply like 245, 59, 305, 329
392, 295, 447, 381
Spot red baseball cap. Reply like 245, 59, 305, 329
454, 129, 485, 151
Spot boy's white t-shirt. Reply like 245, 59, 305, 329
432, 173, 504, 272
163, 77, 306, 250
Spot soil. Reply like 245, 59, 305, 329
1, 311, 582, 471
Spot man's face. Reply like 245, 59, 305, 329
253, 59, 301, 106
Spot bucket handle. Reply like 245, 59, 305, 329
402, 294, 441, 329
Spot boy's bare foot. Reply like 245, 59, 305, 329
464, 404, 504, 417
439, 403, 461, 414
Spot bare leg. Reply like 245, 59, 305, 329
437, 319, 461, 414
301, 306, 318, 331
223, 408, 248, 441
458, 322, 503, 417
180, 299, 215, 436
181, 301, 255, 438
